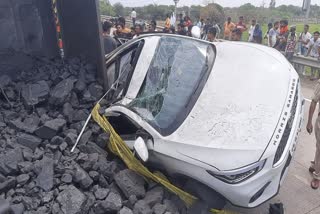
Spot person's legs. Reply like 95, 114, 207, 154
311, 67, 316, 80
311, 116, 320, 188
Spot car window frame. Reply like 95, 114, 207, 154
105, 40, 145, 102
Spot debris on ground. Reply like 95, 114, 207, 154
0, 55, 186, 214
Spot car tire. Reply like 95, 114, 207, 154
183, 179, 226, 210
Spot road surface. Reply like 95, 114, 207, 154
227, 76, 320, 214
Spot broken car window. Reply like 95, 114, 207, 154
127, 37, 215, 136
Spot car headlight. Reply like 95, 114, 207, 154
207, 159, 266, 184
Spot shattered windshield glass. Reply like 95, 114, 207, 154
127, 37, 215, 135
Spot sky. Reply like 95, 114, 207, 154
109, 0, 306, 7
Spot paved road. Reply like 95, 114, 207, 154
226, 77, 320, 214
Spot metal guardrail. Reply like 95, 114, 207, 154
291, 54, 320, 69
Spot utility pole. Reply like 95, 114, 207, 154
173, 0, 179, 28
303, 0, 311, 24
269, 0, 276, 8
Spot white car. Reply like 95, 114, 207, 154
103, 34, 304, 208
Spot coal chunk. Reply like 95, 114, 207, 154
94, 188, 110, 200
17, 133, 42, 151
35, 156, 54, 192
0, 177, 16, 193
16, 174, 30, 185
0, 147, 24, 175
133, 200, 152, 214
120, 207, 134, 214
65, 132, 77, 146
114, 169, 146, 199
10, 115, 40, 134
153, 203, 167, 214
21, 81, 50, 106
10, 203, 25, 214
50, 78, 77, 105
63, 103, 74, 122
72, 164, 93, 190
144, 187, 164, 207
35, 118, 66, 139
51, 136, 64, 145
56, 185, 87, 214
61, 173, 73, 184
94, 192, 122, 214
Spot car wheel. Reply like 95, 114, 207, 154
183, 179, 226, 210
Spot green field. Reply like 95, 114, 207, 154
241, 23, 320, 42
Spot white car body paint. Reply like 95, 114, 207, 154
104, 35, 304, 208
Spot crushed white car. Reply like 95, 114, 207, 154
103, 34, 304, 208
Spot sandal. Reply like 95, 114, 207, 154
309, 167, 315, 174
309, 161, 316, 174
310, 161, 316, 174
311, 179, 320, 190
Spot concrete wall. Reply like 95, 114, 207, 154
56, 0, 106, 84
0, 0, 58, 56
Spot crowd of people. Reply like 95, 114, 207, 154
101, 13, 320, 78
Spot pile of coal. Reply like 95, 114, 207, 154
0, 55, 187, 214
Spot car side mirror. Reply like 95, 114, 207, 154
134, 137, 149, 162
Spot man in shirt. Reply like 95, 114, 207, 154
299, 24, 312, 55
133, 24, 143, 38
223, 17, 235, 40
268, 21, 279, 47
102, 21, 117, 55
231, 28, 242, 41
117, 17, 131, 34
235, 16, 247, 41
207, 27, 217, 42
306, 78, 320, 189
248, 19, 256, 42
177, 23, 186, 36
307, 31, 320, 80
131, 9, 137, 27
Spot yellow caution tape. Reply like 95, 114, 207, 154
91, 103, 236, 214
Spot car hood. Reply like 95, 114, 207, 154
166, 42, 294, 171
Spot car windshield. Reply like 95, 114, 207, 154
127, 36, 215, 136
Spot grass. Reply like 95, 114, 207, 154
240, 23, 320, 42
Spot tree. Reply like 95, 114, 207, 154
200, 3, 225, 24
99, 0, 115, 16
114, 3, 125, 17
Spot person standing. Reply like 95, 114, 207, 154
102, 21, 117, 55
299, 24, 312, 55
275, 20, 289, 51
165, 14, 171, 30
306, 75, 320, 189
307, 31, 320, 80
179, 14, 184, 25
285, 31, 297, 61
253, 23, 262, 44
223, 17, 235, 40
268, 21, 280, 47
131, 8, 137, 27
248, 19, 256, 42
264, 23, 273, 45
235, 16, 247, 41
